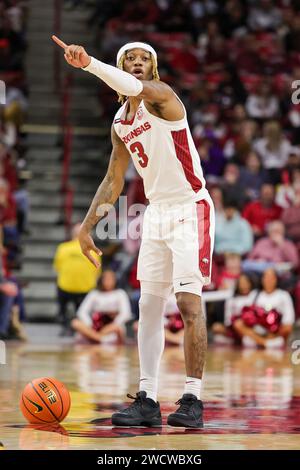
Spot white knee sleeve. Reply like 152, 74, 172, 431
137, 281, 172, 401
140, 280, 173, 300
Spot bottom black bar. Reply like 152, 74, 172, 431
0, 450, 299, 467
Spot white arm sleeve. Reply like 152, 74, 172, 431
82, 56, 143, 96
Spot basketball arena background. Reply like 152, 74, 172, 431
0, 0, 300, 456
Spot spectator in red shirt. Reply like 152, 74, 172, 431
242, 183, 282, 236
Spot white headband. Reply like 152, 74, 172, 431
116, 42, 157, 66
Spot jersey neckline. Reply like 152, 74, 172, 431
120, 100, 136, 125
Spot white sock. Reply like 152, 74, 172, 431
138, 291, 168, 403
139, 377, 158, 402
184, 376, 202, 399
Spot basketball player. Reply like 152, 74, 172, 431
52, 35, 215, 428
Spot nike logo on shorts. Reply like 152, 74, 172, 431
179, 282, 194, 286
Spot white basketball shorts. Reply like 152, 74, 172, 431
137, 197, 215, 297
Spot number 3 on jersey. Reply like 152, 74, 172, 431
129, 141, 149, 168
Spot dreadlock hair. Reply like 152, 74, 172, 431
116, 53, 160, 105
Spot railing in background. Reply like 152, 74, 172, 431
61, 73, 74, 239
53, 0, 74, 239
53, 0, 62, 93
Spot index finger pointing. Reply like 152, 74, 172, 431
52, 35, 68, 49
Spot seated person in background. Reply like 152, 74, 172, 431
246, 83, 279, 121
53, 222, 100, 334
0, 248, 19, 339
215, 197, 253, 256
276, 168, 300, 209
246, 220, 299, 270
221, 163, 247, 208
0, 177, 20, 268
0, 279, 18, 340
71, 269, 132, 344
216, 252, 242, 291
233, 268, 295, 349
207, 254, 243, 334
239, 151, 269, 201
253, 121, 295, 184
162, 294, 185, 347
212, 273, 256, 345
242, 183, 282, 237
281, 185, 300, 245
209, 186, 224, 217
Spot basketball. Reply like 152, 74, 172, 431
20, 378, 71, 424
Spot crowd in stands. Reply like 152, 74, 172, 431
0, 0, 29, 340
54, 0, 300, 349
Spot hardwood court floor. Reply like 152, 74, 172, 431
1, 333, 300, 450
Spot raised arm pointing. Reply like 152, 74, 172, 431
52, 34, 91, 68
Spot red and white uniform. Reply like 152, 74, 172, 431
113, 98, 215, 294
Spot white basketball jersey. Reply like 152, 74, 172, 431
113, 98, 208, 204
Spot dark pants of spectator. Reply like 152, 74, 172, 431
129, 289, 141, 321
3, 226, 20, 266
0, 293, 15, 335
266, 168, 283, 185
57, 287, 87, 326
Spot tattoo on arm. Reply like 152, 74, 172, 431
81, 126, 130, 233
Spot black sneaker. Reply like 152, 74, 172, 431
167, 393, 204, 428
111, 391, 162, 427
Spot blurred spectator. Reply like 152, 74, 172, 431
212, 272, 256, 345
242, 183, 282, 236
239, 151, 269, 201
254, 121, 298, 182
198, 135, 225, 178
216, 63, 247, 114
217, 252, 242, 291
5, 0, 27, 34
232, 268, 294, 348
0, 177, 20, 268
248, 0, 282, 32
246, 81, 279, 120
53, 223, 100, 334
215, 197, 253, 255
3, 85, 28, 130
276, 167, 300, 209
0, 240, 24, 340
281, 184, 300, 244
0, 14, 26, 71
221, 163, 247, 207
71, 269, 132, 344
209, 186, 224, 216
284, 14, 300, 54
246, 220, 299, 269
219, 0, 247, 38
224, 118, 258, 164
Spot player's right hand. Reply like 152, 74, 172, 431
78, 229, 102, 269
51, 35, 91, 68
